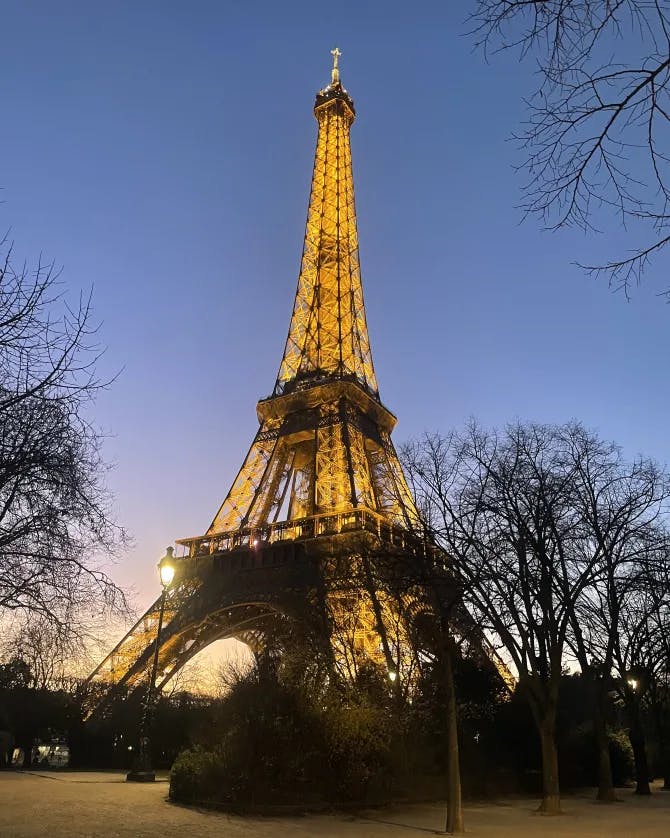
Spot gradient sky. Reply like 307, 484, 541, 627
4, 2, 669, 653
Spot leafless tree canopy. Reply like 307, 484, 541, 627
472, 1, 670, 294
402, 420, 670, 809
0, 235, 127, 635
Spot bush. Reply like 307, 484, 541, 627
608, 729, 635, 786
171, 671, 325, 807
169, 663, 403, 808
320, 697, 398, 802
170, 747, 229, 804
556, 723, 635, 789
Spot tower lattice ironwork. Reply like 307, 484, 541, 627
89, 55, 423, 700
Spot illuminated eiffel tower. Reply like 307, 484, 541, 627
89, 52, 421, 696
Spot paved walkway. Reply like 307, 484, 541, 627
1, 771, 669, 836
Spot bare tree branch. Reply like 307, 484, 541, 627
471, 1, 670, 295
0, 233, 128, 641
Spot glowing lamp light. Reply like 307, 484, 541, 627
388, 670, 397, 682
628, 678, 639, 691
158, 546, 175, 589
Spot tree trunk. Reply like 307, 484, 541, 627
662, 756, 670, 791
594, 688, 616, 802
628, 698, 651, 795
661, 713, 670, 791
659, 743, 670, 789
443, 638, 464, 834
630, 736, 651, 795
656, 731, 670, 790
651, 694, 670, 791
537, 715, 562, 814
629, 730, 652, 795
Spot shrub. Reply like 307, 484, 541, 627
170, 671, 326, 807
608, 729, 635, 786
170, 746, 229, 803
321, 697, 398, 802
169, 664, 403, 808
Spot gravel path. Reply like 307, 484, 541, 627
1, 771, 669, 837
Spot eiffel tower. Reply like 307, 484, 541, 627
89, 52, 422, 698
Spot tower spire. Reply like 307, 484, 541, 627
331, 46, 341, 84
274, 55, 378, 399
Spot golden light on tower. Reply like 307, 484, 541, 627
203, 49, 417, 537
275, 49, 376, 396
88, 52, 423, 699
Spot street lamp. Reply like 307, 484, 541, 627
126, 546, 175, 783
625, 667, 647, 695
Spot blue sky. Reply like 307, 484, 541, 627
4, 1, 669, 613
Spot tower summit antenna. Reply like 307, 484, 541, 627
330, 47, 341, 84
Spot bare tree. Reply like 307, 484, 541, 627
0, 234, 126, 636
641, 549, 670, 789
404, 422, 603, 814
0, 607, 121, 690
404, 420, 670, 809
559, 428, 670, 799
0, 615, 74, 690
602, 545, 670, 794
472, 1, 670, 295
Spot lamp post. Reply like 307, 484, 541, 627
126, 547, 175, 783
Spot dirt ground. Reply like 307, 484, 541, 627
0, 771, 669, 837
